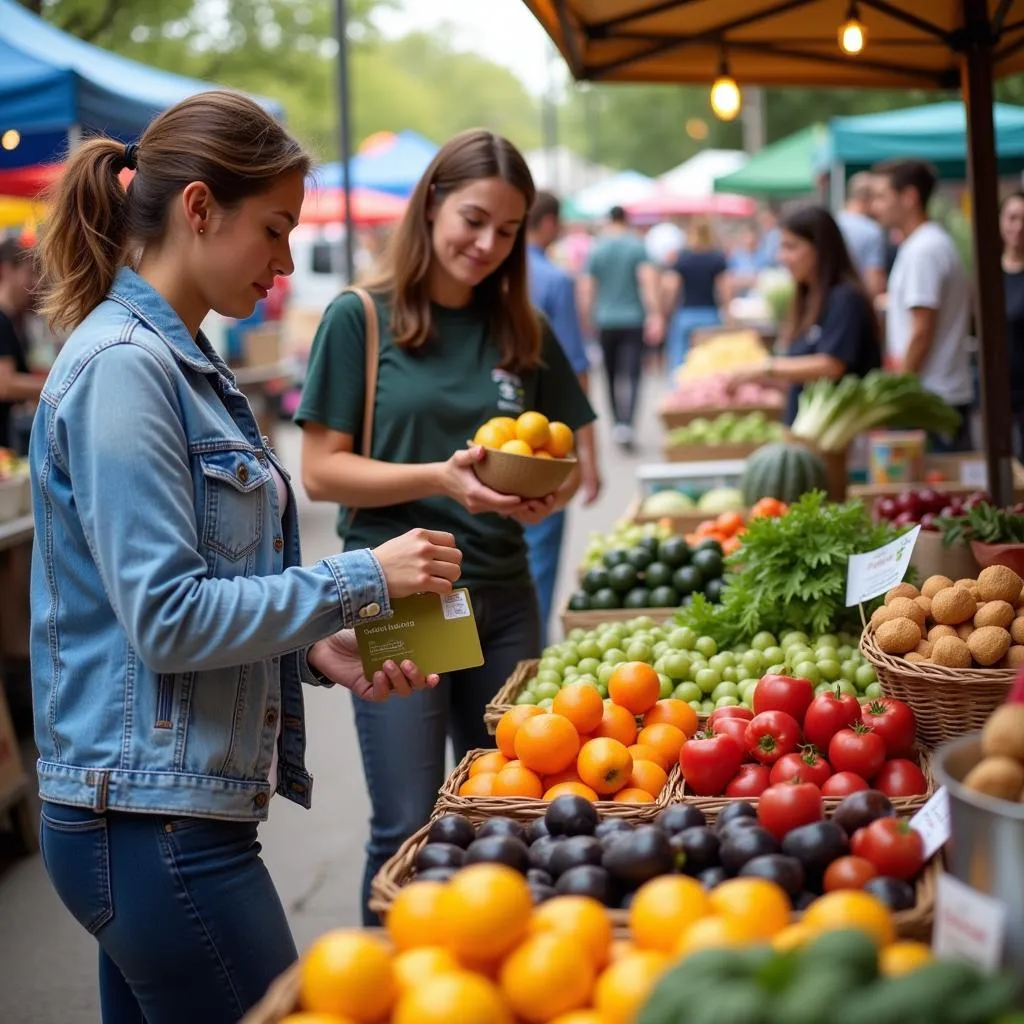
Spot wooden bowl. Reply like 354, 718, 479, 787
472, 447, 577, 499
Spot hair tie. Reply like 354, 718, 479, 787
123, 143, 139, 171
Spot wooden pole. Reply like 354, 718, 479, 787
335, 0, 356, 284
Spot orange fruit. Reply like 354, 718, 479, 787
391, 947, 461, 994
548, 1014, 613, 1024
496, 706, 544, 759
545, 421, 575, 458
499, 932, 595, 1023
530, 895, 613, 968
281, 1016, 358, 1024
612, 787, 655, 803
609, 938, 637, 962
577, 737, 633, 796
708, 878, 791, 940
515, 411, 551, 450
592, 702, 638, 746
626, 743, 662, 765
533, 450, 554, 459
500, 439, 534, 456
552, 682, 605, 734
514, 713, 580, 775
629, 876, 709, 953
625, 759, 668, 798
636, 724, 686, 771
543, 765, 584, 788
439, 864, 533, 962
299, 929, 396, 1022
643, 699, 699, 738
386, 880, 449, 951
392, 970, 512, 1024
492, 763, 545, 799
469, 751, 509, 777
593, 951, 670, 1024
715, 511, 745, 536
488, 416, 519, 439
544, 781, 599, 802
674, 915, 756, 959
473, 422, 512, 449
608, 662, 661, 715
458, 772, 497, 797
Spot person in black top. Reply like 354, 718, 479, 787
999, 192, 1024, 459
725, 205, 881, 424
0, 239, 42, 453
662, 218, 729, 375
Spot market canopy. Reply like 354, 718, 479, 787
0, 0, 284, 169
713, 124, 827, 198
569, 169, 656, 218
318, 131, 439, 197
300, 187, 407, 227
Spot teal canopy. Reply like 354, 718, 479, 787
713, 124, 827, 198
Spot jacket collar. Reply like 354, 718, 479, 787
107, 267, 236, 383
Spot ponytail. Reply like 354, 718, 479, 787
38, 138, 132, 332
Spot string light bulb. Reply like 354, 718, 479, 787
1, 130, 20, 151
838, 2, 867, 55
710, 55, 742, 121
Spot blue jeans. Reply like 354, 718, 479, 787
39, 802, 296, 1024
353, 584, 541, 925
667, 306, 721, 376
525, 510, 566, 648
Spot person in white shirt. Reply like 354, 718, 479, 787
872, 159, 974, 451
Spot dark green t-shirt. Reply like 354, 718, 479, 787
295, 291, 596, 589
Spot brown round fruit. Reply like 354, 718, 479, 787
931, 587, 977, 626
915, 640, 933, 657
870, 605, 895, 629
875, 617, 922, 655
1011, 617, 1024, 645
921, 575, 954, 599
930, 636, 972, 668
927, 625, 958, 643
914, 596, 933, 619
886, 597, 925, 630
885, 583, 920, 604
967, 626, 1012, 667
974, 600, 1015, 630
978, 565, 1024, 604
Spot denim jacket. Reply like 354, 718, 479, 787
30, 268, 391, 821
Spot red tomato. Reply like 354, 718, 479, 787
860, 698, 917, 759
712, 717, 753, 757
769, 749, 833, 788
744, 710, 802, 765
757, 781, 824, 840
680, 731, 745, 796
803, 689, 861, 752
724, 763, 772, 798
828, 725, 887, 781
709, 706, 754, 727
821, 771, 871, 797
873, 759, 928, 798
823, 855, 878, 892
753, 674, 815, 723
850, 817, 925, 880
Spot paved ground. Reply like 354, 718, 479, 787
0, 364, 665, 1023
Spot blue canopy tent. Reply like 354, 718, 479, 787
0, 0, 284, 169
317, 131, 439, 197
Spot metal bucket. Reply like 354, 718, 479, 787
933, 732, 1024, 973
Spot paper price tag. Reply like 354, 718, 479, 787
958, 460, 988, 488
845, 525, 921, 607
909, 786, 951, 859
933, 873, 1006, 974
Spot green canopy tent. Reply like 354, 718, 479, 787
712, 124, 827, 199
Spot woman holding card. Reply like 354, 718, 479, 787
29, 91, 461, 1023
297, 128, 595, 923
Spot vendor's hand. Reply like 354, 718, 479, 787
373, 528, 463, 599
308, 630, 439, 701
441, 446, 527, 516
509, 493, 557, 526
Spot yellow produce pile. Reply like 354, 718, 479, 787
673, 330, 768, 384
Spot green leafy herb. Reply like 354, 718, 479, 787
938, 504, 1024, 546
675, 491, 911, 644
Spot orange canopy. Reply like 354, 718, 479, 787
523, 1, 1024, 88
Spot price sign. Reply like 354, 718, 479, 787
958, 460, 988, 488
909, 786, 951, 859
933, 873, 1006, 974
845, 525, 921, 607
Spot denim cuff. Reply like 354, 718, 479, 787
320, 548, 391, 628
300, 646, 335, 688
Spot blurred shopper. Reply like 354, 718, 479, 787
727, 226, 759, 297
0, 239, 43, 453
872, 159, 974, 450
724, 205, 881, 424
754, 204, 782, 269
661, 218, 730, 375
837, 171, 887, 299
525, 190, 602, 645
578, 205, 663, 450
999, 191, 1024, 458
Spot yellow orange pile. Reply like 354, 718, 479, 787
460, 665, 699, 803
473, 412, 575, 460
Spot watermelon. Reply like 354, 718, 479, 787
741, 442, 829, 505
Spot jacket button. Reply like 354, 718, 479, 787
254, 792, 268, 809
273, 536, 284, 552
265, 709, 278, 727
360, 602, 381, 618
236, 463, 249, 484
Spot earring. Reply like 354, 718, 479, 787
198, 228, 205, 235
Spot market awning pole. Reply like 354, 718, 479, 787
961, 0, 1014, 507
335, 0, 356, 284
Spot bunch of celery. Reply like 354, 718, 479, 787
790, 371, 961, 452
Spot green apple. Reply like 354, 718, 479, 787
817, 659, 842, 682
658, 674, 674, 699
674, 682, 702, 703
695, 636, 718, 658
663, 653, 692, 680
711, 681, 740, 702
515, 690, 538, 705
534, 681, 561, 701
537, 697, 554, 709
762, 646, 785, 665
670, 627, 698, 651
863, 682, 884, 700
751, 631, 778, 651
792, 661, 821, 685
626, 640, 654, 663
695, 668, 722, 695
741, 650, 765, 675
597, 663, 617, 685
715, 695, 740, 709
855, 664, 877, 689
603, 649, 628, 666
577, 657, 601, 677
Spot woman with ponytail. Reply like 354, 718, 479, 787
31, 91, 462, 1023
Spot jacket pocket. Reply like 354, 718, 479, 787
39, 803, 114, 935
198, 448, 270, 562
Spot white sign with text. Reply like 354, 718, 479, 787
845, 525, 921, 607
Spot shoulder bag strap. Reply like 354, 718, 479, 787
343, 286, 379, 459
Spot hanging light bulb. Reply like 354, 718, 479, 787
838, 2, 867, 55
1, 130, 20, 151
710, 54, 741, 122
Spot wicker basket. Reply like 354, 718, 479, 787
435, 748, 676, 817
483, 659, 539, 733
240, 963, 301, 1024
860, 625, 1015, 748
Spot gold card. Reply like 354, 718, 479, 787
355, 589, 484, 679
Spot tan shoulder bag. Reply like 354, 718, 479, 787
342, 286, 379, 458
